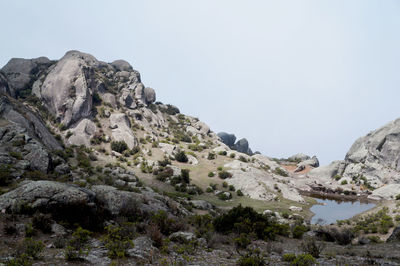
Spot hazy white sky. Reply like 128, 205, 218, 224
1, 0, 400, 165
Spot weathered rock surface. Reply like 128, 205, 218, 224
233, 138, 253, 155
67, 118, 97, 147
109, 113, 137, 149
39, 50, 98, 127
1, 57, 53, 97
288, 153, 310, 162
217, 132, 236, 147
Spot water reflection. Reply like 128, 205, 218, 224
310, 197, 375, 225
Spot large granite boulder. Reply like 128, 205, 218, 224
38, 50, 99, 127
111, 59, 133, 72
67, 118, 97, 147
233, 138, 253, 155
217, 132, 236, 147
109, 113, 137, 149
0, 72, 12, 96
288, 153, 310, 162
1, 57, 52, 98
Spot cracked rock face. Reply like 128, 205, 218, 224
39, 50, 99, 127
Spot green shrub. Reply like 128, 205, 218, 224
175, 150, 188, 163
341, 180, 348, 185
396, 194, 400, 200
273, 167, 288, 177
282, 253, 297, 262
238, 250, 265, 266
32, 213, 52, 233
10, 151, 23, 160
239, 156, 247, 163
218, 151, 227, 156
301, 239, 324, 258
0, 165, 12, 186
24, 223, 36, 237
334, 175, 342, 181
207, 152, 216, 160
64, 227, 92, 261
292, 225, 308, 239
102, 225, 134, 259
111, 141, 128, 153
237, 190, 244, 196
208, 171, 215, 177
229, 185, 235, 191
222, 181, 228, 188
230, 153, 236, 158
290, 254, 316, 266
218, 192, 232, 201
234, 233, 251, 250
218, 170, 232, 179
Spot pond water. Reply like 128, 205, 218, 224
310, 197, 376, 225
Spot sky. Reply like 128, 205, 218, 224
1, 0, 400, 165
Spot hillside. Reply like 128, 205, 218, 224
1, 50, 400, 265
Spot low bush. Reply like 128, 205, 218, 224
237, 249, 265, 266
301, 238, 325, 258
175, 150, 188, 163
292, 225, 308, 239
273, 167, 288, 177
102, 225, 134, 259
237, 190, 244, 196
218, 170, 232, 179
32, 213, 52, 233
207, 152, 216, 160
208, 171, 215, 177
111, 141, 128, 153
291, 254, 316, 266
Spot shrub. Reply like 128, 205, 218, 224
180, 169, 190, 184
292, 225, 308, 239
218, 192, 232, 201
237, 190, 244, 196
234, 233, 251, 250
229, 185, 235, 191
239, 156, 247, 163
341, 180, 348, 185
396, 194, 400, 200
208, 172, 215, 177
282, 253, 297, 262
218, 151, 227, 156
32, 213, 52, 233
333, 175, 342, 181
64, 227, 92, 261
273, 167, 288, 177
111, 141, 128, 153
207, 152, 216, 160
230, 153, 236, 158
175, 150, 188, 163
301, 239, 324, 258
102, 225, 134, 259
218, 170, 232, 179
291, 254, 316, 266
238, 250, 265, 266
222, 181, 228, 188
0, 165, 12, 186
10, 151, 22, 160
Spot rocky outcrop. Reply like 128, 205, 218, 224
109, 113, 137, 149
288, 153, 310, 162
67, 118, 97, 147
310, 117, 400, 189
38, 50, 98, 127
233, 138, 253, 155
0, 71, 12, 96
217, 132, 236, 147
1, 57, 53, 98
0, 95, 61, 151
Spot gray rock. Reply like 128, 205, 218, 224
0, 95, 61, 151
0, 71, 12, 97
127, 236, 158, 261
51, 222, 67, 236
1, 56, 52, 97
109, 113, 138, 149
288, 153, 310, 162
111, 59, 133, 72
170, 231, 196, 243
297, 156, 320, 169
39, 50, 98, 127
67, 118, 97, 147
308, 160, 346, 180
233, 138, 253, 155
217, 132, 236, 147
144, 87, 156, 104
101, 93, 117, 108
0, 180, 96, 214
190, 200, 214, 210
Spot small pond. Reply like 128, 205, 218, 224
310, 197, 376, 225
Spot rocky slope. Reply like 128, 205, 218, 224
1, 50, 400, 265
308, 118, 400, 200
